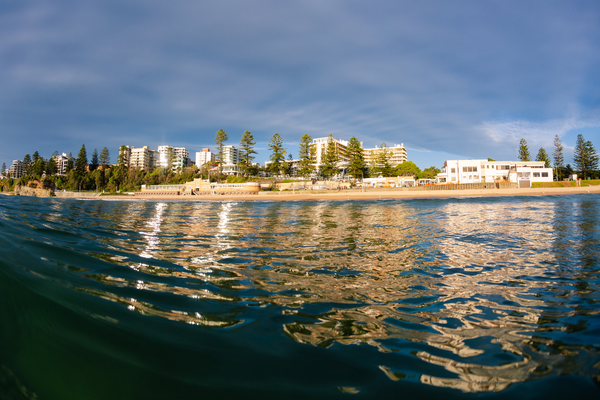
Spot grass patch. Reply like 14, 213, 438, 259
532, 179, 600, 188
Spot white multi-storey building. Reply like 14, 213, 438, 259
196, 148, 215, 167
363, 144, 407, 166
9, 160, 24, 179
157, 146, 174, 169
129, 146, 157, 171
436, 160, 553, 186
222, 145, 239, 165
52, 153, 71, 175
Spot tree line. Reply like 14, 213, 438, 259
215, 130, 440, 180
0, 144, 207, 193
518, 134, 599, 180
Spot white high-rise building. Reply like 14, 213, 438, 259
223, 145, 239, 165
196, 148, 215, 167
52, 153, 71, 175
363, 144, 407, 166
128, 146, 157, 171
157, 146, 173, 169
9, 160, 24, 179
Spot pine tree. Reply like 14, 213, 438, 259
373, 143, 392, 177
239, 130, 257, 176
66, 153, 74, 173
90, 148, 99, 171
518, 138, 531, 161
535, 147, 551, 168
268, 133, 286, 176
76, 144, 88, 175
118, 146, 129, 168
22, 154, 32, 176
214, 129, 228, 176
319, 134, 339, 179
553, 135, 564, 181
297, 134, 315, 178
100, 147, 110, 168
573, 134, 599, 179
46, 152, 58, 175
346, 136, 366, 180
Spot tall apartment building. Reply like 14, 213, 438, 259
157, 146, 174, 169
9, 160, 24, 179
173, 147, 189, 159
363, 144, 407, 166
52, 153, 71, 175
196, 148, 215, 167
157, 146, 190, 170
124, 146, 157, 171
222, 145, 239, 165
309, 137, 351, 168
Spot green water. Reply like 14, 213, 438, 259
0, 195, 599, 399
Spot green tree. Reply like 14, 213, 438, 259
32, 156, 45, 177
22, 154, 31, 176
487, 158, 496, 161
214, 129, 229, 176
118, 146, 129, 168
553, 135, 564, 181
1, 163, 5, 177
46, 151, 58, 175
297, 134, 315, 178
76, 144, 88, 175
535, 147, 551, 168
346, 137, 366, 180
573, 134, 599, 179
65, 153, 74, 173
90, 148, 99, 171
395, 161, 421, 178
319, 134, 339, 179
100, 147, 110, 168
420, 166, 441, 179
239, 130, 257, 176
372, 143, 392, 177
518, 138, 531, 161
268, 133, 286, 176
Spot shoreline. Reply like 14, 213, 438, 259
2, 185, 599, 202
96, 185, 600, 201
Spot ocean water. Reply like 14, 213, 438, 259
0, 194, 599, 399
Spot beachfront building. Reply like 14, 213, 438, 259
9, 160, 24, 179
309, 137, 351, 176
363, 143, 407, 167
196, 148, 215, 168
157, 146, 174, 169
156, 146, 191, 171
52, 153, 71, 175
129, 146, 157, 171
223, 145, 239, 165
436, 159, 553, 186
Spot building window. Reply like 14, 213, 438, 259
533, 172, 540, 178
542, 172, 548, 177
451, 168, 456, 173
462, 166, 477, 172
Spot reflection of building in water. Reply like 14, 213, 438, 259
93, 199, 597, 393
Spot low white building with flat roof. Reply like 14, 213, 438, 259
436, 159, 553, 186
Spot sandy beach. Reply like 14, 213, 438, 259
92, 185, 600, 201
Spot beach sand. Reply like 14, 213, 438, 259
95, 185, 600, 201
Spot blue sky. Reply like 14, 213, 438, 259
1, 0, 599, 170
